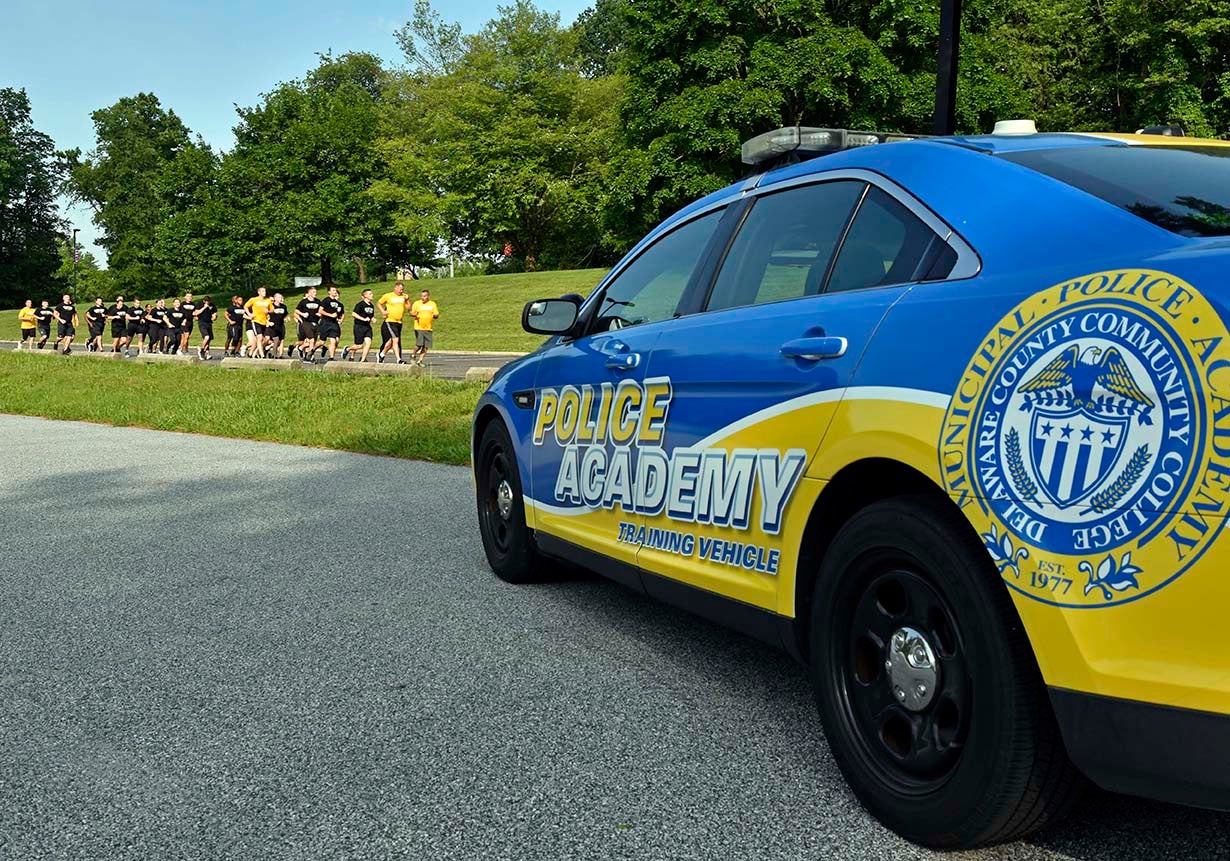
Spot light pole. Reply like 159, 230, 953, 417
71, 228, 80, 297
933, 0, 962, 135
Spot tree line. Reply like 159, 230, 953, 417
3, 0, 1230, 306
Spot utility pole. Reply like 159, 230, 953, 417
71, 228, 80, 297
933, 0, 962, 136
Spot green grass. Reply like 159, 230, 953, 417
1, 268, 609, 354
0, 352, 486, 465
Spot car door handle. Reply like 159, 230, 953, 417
605, 352, 641, 371
780, 336, 848, 360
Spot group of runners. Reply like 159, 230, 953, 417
14, 282, 440, 365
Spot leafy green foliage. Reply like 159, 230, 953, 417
0, 88, 64, 306
63, 93, 192, 298
377, 1, 625, 271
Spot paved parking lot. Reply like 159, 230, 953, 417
2, 414, 1228, 859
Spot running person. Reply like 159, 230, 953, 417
224, 296, 245, 356
85, 298, 107, 352
17, 300, 37, 350
179, 292, 197, 355
34, 300, 54, 349
166, 300, 188, 354
147, 299, 168, 353
107, 296, 128, 353
317, 285, 344, 361
55, 294, 78, 354
409, 288, 439, 366
377, 282, 409, 363
126, 302, 146, 355
266, 293, 289, 357
342, 288, 376, 363
293, 286, 322, 362
195, 296, 217, 359
242, 287, 272, 358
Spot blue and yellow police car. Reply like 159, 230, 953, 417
471, 121, 1230, 848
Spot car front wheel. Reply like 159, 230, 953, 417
810, 494, 1083, 848
475, 419, 540, 583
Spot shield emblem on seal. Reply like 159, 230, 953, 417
1029, 406, 1131, 509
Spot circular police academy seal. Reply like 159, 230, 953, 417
939, 269, 1230, 607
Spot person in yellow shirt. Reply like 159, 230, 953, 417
409, 288, 439, 367
242, 286, 273, 358
17, 300, 37, 350
377, 282, 409, 364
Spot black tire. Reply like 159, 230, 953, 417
475, 419, 542, 583
810, 494, 1083, 848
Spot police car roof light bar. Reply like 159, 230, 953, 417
741, 127, 924, 171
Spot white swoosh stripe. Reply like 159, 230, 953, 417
691, 385, 949, 449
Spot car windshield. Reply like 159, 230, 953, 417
1000, 144, 1230, 237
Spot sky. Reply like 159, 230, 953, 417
3, 0, 593, 262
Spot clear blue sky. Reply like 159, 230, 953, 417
3, 0, 593, 261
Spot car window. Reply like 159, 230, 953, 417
705, 181, 865, 312
588, 208, 725, 334
826, 186, 943, 293
1000, 145, 1230, 237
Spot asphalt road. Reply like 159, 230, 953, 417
2, 414, 1228, 860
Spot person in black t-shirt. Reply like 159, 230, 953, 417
55, 294, 78, 354
316, 285, 344, 361
106, 296, 128, 353
293, 287, 321, 363
224, 296, 245, 357
265, 293, 289, 358
195, 296, 218, 360
179, 292, 197, 355
85, 298, 107, 352
343, 288, 376, 363
147, 299, 168, 353
126, 303, 147, 355
166, 299, 187, 354
34, 300, 55, 349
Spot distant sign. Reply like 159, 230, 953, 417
294, 276, 322, 290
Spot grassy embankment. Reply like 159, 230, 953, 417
0, 269, 610, 464
0, 352, 485, 464
0, 268, 609, 354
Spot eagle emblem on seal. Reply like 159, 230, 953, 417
1013, 345, 1156, 509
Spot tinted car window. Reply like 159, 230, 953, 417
589, 208, 724, 334
827, 186, 944, 293
705, 181, 865, 312
1001, 145, 1230, 237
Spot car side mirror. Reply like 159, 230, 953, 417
522, 297, 580, 336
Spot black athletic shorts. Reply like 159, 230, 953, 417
226, 322, 242, 342
265, 324, 285, 340
198, 322, 213, 340
21, 328, 35, 341
57, 323, 74, 338
353, 322, 372, 343
319, 320, 341, 340
37, 325, 50, 338
298, 321, 318, 341
111, 321, 126, 338
88, 324, 105, 339
381, 321, 402, 346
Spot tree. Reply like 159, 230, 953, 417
224, 52, 401, 284
63, 93, 192, 297
53, 237, 115, 300
607, 0, 1032, 237
377, 1, 626, 271
0, 88, 64, 306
